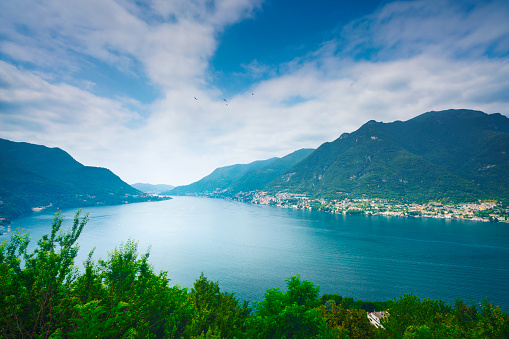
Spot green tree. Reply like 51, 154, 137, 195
246, 275, 334, 338
70, 240, 183, 338
3, 211, 508, 339
474, 299, 509, 338
319, 302, 350, 338
320, 301, 376, 339
0, 210, 87, 338
186, 273, 250, 339
344, 308, 375, 339
380, 294, 509, 338
381, 294, 451, 337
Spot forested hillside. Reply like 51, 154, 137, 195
171, 148, 314, 196
267, 109, 509, 202
175, 110, 508, 204
0, 138, 164, 223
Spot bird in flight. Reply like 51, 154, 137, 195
194, 96, 198, 100
252, 92, 254, 95
224, 98, 227, 102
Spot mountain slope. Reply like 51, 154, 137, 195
171, 157, 278, 195
0, 138, 160, 223
267, 109, 508, 202
230, 149, 315, 193
0, 139, 83, 178
171, 149, 314, 196
132, 183, 175, 194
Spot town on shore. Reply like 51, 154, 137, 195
228, 191, 509, 223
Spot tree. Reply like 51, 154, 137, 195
2, 211, 508, 338
0, 210, 87, 338
246, 275, 334, 338
475, 299, 509, 338
186, 273, 250, 339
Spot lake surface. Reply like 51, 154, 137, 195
2, 196, 508, 311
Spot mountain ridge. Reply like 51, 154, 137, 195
132, 183, 175, 195
0, 138, 167, 224
174, 109, 509, 204
171, 148, 315, 196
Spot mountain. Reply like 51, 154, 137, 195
266, 109, 509, 202
230, 149, 316, 193
174, 109, 508, 204
170, 158, 279, 195
171, 149, 315, 196
132, 183, 175, 194
0, 138, 165, 223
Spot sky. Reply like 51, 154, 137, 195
0, 0, 508, 186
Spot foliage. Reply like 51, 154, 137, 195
1, 211, 508, 338
0, 211, 250, 338
320, 302, 376, 339
380, 294, 509, 338
246, 275, 334, 338
185, 273, 250, 338
0, 210, 87, 338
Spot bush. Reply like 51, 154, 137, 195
1, 211, 507, 338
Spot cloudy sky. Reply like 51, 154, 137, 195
1, 0, 508, 186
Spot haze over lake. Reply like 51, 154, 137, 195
3, 197, 508, 311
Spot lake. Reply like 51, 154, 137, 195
2, 196, 508, 311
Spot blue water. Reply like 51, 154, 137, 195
2, 196, 508, 311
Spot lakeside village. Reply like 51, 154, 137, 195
233, 191, 509, 223
2, 192, 508, 233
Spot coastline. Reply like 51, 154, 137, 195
174, 191, 509, 223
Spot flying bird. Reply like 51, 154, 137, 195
224, 98, 227, 102
252, 92, 254, 95
194, 96, 198, 100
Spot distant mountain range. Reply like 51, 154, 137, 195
172, 109, 509, 203
131, 183, 175, 195
3, 109, 507, 223
0, 138, 167, 223
171, 148, 315, 196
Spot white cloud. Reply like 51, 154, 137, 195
338, 0, 509, 59
0, 0, 262, 88
239, 59, 275, 79
0, 61, 140, 160
0, 0, 508, 186
149, 0, 261, 27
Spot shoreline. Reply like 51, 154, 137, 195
174, 192, 509, 223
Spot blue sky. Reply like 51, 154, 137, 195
0, 0, 508, 185
211, 0, 386, 95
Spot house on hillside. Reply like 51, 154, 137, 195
367, 311, 387, 328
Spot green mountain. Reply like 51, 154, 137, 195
174, 109, 508, 204
267, 109, 509, 202
230, 149, 315, 193
171, 158, 277, 195
0, 138, 163, 223
132, 183, 175, 195
171, 149, 315, 196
